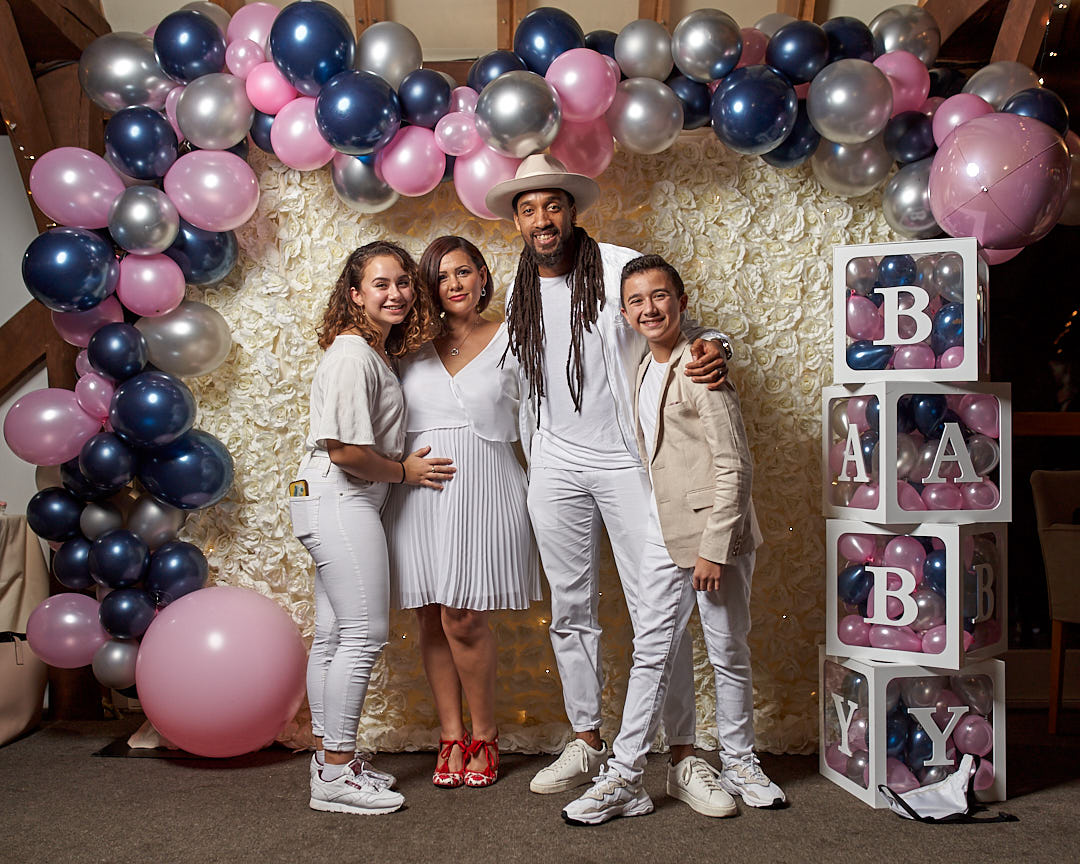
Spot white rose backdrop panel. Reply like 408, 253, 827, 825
179, 133, 896, 756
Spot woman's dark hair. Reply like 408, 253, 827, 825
418, 235, 494, 319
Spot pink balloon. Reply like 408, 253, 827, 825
922, 482, 964, 510
26, 594, 108, 668
226, 2, 279, 48
849, 707, 869, 751
922, 624, 949, 654
919, 96, 944, 118
51, 295, 124, 347
164, 150, 260, 232
973, 758, 995, 791
869, 624, 923, 652
962, 629, 975, 652
849, 482, 879, 510
603, 55, 621, 80
269, 97, 334, 171
893, 343, 936, 369
846, 395, 873, 432
838, 614, 871, 647
931, 688, 964, 726
824, 743, 847, 773
887, 757, 920, 793
952, 714, 994, 756
937, 346, 964, 368
246, 62, 299, 115
450, 86, 478, 114
846, 294, 884, 340
897, 480, 927, 511
957, 394, 999, 437
434, 111, 482, 156
226, 38, 265, 79
74, 373, 114, 422
839, 532, 877, 563
737, 28, 768, 68
28, 147, 125, 229
979, 246, 1022, 265
960, 479, 1000, 510
453, 145, 521, 219
165, 86, 185, 141
549, 116, 615, 178
3, 387, 102, 465
546, 48, 618, 122
75, 350, 94, 378
794, 82, 810, 100
874, 51, 930, 116
376, 126, 445, 197
931, 93, 993, 147
116, 254, 186, 317
883, 536, 926, 577
135, 586, 306, 758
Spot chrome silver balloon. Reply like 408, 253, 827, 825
754, 12, 796, 38
916, 254, 941, 299
934, 251, 965, 303
615, 18, 674, 80
135, 300, 232, 378
829, 398, 851, 438
961, 61, 1040, 110
671, 9, 742, 83
108, 186, 180, 255
967, 434, 1000, 476
331, 152, 399, 214
896, 432, 918, 480
901, 675, 945, 709
912, 589, 947, 631
80, 501, 124, 541
844, 749, 871, 785
175, 73, 254, 151
355, 21, 422, 91
475, 71, 561, 158
917, 765, 952, 785
811, 134, 893, 197
950, 673, 994, 715
182, 0, 231, 35
605, 77, 683, 155
78, 32, 175, 112
92, 639, 139, 690
846, 258, 878, 296
883, 157, 940, 239
868, 4, 941, 66
807, 59, 893, 144
126, 493, 188, 551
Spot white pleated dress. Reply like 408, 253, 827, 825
384, 323, 542, 611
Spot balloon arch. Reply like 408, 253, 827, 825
6, 2, 1076, 757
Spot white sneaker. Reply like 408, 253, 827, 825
309, 761, 405, 815
561, 766, 654, 826
719, 754, 786, 808
309, 754, 396, 789
530, 738, 607, 794
666, 755, 738, 817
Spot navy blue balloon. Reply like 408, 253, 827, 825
22, 227, 119, 313
26, 487, 83, 542
847, 340, 892, 371
138, 429, 234, 511
89, 528, 149, 589
268, 1, 355, 97
837, 564, 873, 605
61, 457, 119, 501
80, 432, 137, 488
840, 671, 868, 705
53, 537, 95, 591
711, 65, 797, 156
164, 218, 237, 286
110, 371, 197, 449
226, 138, 250, 161
906, 724, 935, 770
467, 50, 527, 92
146, 540, 209, 607
766, 20, 829, 84
879, 254, 916, 286
441, 154, 456, 183
923, 549, 947, 595
884, 110, 936, 164
762, 100, 820, 168
99, 588, 156, 639
895, 395, 916, 433
584, 29, 618, 61
666, 74, 712, 130
912, 394, 947, 437
886, 711, 910, 758
398, 68, 452, 129
513, 7, 584, 75
250, 110, 275, 154
1000, 87, 1069, 136
931, 302, 964, 355
153, 10, 226, 83
865, 396, 880, 433
315, 70, 401, 155
929, 67, 966, 99
867, 289, 884, 307
104, 107, 179, 180
87, 322, 148, 382
860, 429, 878, 473
916, 536, 935, 553
822, 16, 875, 62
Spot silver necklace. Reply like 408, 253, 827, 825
444, 318, 481, 357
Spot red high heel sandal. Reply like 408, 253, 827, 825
464, 734, 499, 788
433, 734, 470, 788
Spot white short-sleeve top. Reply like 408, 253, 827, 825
304, 334, 407, 460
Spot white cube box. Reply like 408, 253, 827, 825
826, 520, 1007, 669
822, 381, 1011, 524
833, 237, 988, 384
819, 649, 1006, 808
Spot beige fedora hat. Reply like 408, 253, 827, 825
484, 153, 600, 221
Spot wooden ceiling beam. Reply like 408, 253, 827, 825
776, 0, 817, 21
992, 0, 1052, 64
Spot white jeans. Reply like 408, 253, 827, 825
527, 465, 696, 746
289, 454, 390, 752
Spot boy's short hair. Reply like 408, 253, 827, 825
619, 255, 685, 306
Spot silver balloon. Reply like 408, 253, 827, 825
912, 588, 947, 631
355, 21, 421, 91
869, 4, 941, 66
108, 186, 180, 255
331, 152, 399, 214
135, 300, 232, 378
916, 254, 941, 299
971, 535, 1001, 573
475, 71, 562, 158
175, 73, 253, 151
615, 18, 674, 81
754, 13, 796, 38
846, 257, 878, 295
126, 493, 187, 551
35, 464, 62, 491
883, 157, 941, 239
917, 764, 953, 785
896, 432, 918, 480
182, 0, 231, 35
78, 32, 175, 112
436, 70, 458, 90
80, 501, 124, 541
950, 674, 994, 715
901, 676, 944, 709
967, 434, 1000, 476
811, 134, 893, 197
807, 59, 893, 144
910, 438, 943, 484
844, 749, 870, 785
606, 77, 683, 156
934, 252, 965, 303
885, 680, 901, 712
829, 398, 851, 438
961, 61, 1040, 110
830, 482, 858, 506
92, 639, 139, 690
671, 9, 742, 83
841, 670, 868, 705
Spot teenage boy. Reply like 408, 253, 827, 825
562, 255, 784, 826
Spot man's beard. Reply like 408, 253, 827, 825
524, 231, 570, 269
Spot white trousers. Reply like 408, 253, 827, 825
290, 455, 390, 752
527, 465, 696, 746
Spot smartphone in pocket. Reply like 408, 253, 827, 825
288, 479, 309, 497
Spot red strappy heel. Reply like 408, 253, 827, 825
433, 733, 470, 788
464, 734, 499, 787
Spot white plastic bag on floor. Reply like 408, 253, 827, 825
878, 754, 1016, 824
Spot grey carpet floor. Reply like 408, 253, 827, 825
2, 709, 1079, 864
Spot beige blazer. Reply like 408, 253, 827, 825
634, 335, 763, 568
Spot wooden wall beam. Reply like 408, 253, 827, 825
777, 0, 816, 21
639, 1, 671, 28
497, 0, 527, 50
353, 0, 387, 35
211, 0, 244, 16
992, 0, 1052, 64
0, 302, 48, 401
8, 0, 108, 65
922, 0, 995, 45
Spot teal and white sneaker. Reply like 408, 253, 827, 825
561, 766, 654, 826
719, 754, 786, 808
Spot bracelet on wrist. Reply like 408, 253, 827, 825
399, 461, 406, 484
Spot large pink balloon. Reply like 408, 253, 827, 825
51, 295, 124, 347
29, 147, 125, 229
931, 93, 993, 147
226, 39, 264, 79
937, 346, 964, 368
377, 127, 445, 197
897, 480, 927, 511
453, 145, 521, 219
979, 246, 1022, 265
874, 51, 930, 116
849, 482, 879, 509
869, 624, 923, 652
883, 536, 926, 577
957, 393, 999, 437
26, 594, 108, 668
270, 96, 334, 171
226, 2, 279, 48
135, 586, 307, 758
246, 62, 298, 115
893, 343, 936, 369
164, 150, 260, 232
3, 388, 102, 465
838, 614, 871, 646
549, 116, 615, 178
434, 111, 482, 157
117, 254, 186, 317
75, 373, 115, 423
165, 86, 185, 141
960, 479, 1001, 510
838, 532, 877, 564
546, 48, 618, 122
922, 482, 964, 510
921, 624, 949, 654
846, 294, 884, 340
952, 714, 994, 756
450, 86, 478, 114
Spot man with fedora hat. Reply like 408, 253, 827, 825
485, 155, 735, 814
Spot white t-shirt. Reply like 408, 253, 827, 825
637, 356, 670, 541
533, 274, 639, 470
305, 335, 407, 460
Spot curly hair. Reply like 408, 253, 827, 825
317, 240, 439, 356
418, 236, 494, 324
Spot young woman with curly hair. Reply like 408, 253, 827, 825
290, 240, 453, 815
